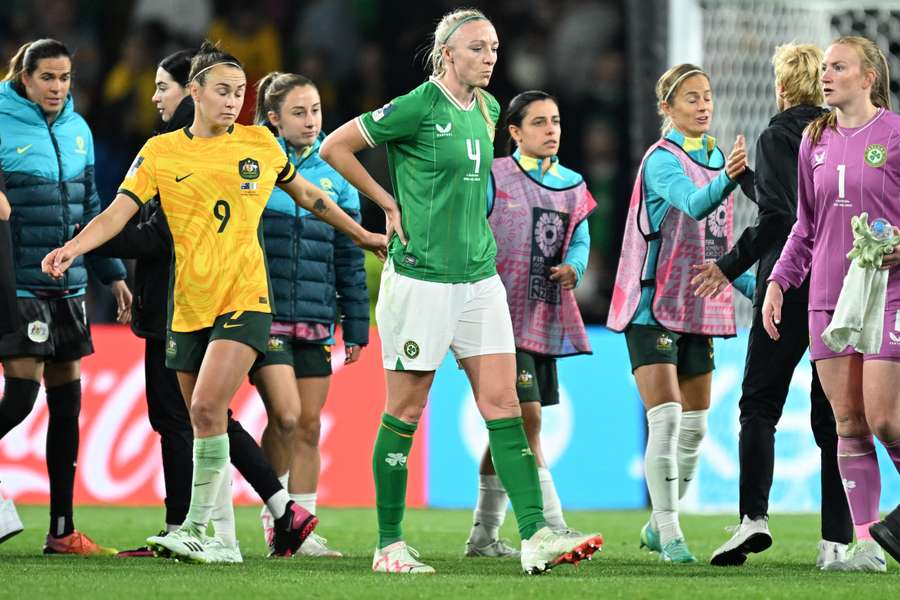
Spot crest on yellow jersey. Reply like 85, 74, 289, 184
238, 157, 260, 180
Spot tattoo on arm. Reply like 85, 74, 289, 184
313, 198, 329, 214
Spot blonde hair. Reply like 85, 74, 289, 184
807, 36, 891, 145
655, 63, 709, 135
773, 43, 823, 107
429, 8, 496, 141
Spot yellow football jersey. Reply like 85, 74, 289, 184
118, 124, 296, 332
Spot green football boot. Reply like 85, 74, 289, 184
660, 538, 697, 564
639, 521, 662, 553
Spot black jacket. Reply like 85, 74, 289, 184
91, 97, 194, 340
0, 168, 17, 335
716, 105, 827, 307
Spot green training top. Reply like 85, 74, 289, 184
357, 77, 500, 283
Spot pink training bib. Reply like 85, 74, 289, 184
488, 156, 595, 356
607, 139, 736, 336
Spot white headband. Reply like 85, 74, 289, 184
191, 61, 242, 82
664, 69, 706, 102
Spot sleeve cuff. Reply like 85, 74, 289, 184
118, 189, 144, 208
716, 255, 740, 282
767, 273, 790, 292
355, 116, 376, 148
277, 162, 297, 184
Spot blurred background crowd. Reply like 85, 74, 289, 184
1, 0, 628, 324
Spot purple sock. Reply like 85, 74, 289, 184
884, 438, 900, 474
837, 436, 881, 540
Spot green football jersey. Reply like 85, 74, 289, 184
357, 77, 500, 283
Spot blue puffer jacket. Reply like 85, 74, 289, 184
0, 81, 125, 293
262, 132, 369, 345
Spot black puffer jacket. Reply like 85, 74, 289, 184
716, 105, 827, 307
91, 97, 194, 339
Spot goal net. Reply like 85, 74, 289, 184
672, 1, 900, 324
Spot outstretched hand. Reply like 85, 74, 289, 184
725, 134, 748, 181
691, 262, 729, 297
41, 244, 79, 280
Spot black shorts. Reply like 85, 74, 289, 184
250, 336, 333, 379
515, 350, 559, 407
0, 295, 94, 361
624, 324, 714, 376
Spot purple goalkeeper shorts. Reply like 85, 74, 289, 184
808, 308, 900, 362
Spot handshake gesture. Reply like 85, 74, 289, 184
725, 134, 748, 181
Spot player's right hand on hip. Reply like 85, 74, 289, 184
384, 202, 406, 247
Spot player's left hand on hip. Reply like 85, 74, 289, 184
549, 264, 577, 289
690, 262, 728, 297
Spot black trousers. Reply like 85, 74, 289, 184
738, 302, 853, 543
144, 338, 282, 526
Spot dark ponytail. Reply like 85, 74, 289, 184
3, 39, 71, 85
504, 90, 558, 154
188, 40, 243, 86
159, 49, 196, 87
255, 71, 315, 125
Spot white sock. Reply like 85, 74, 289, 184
266, 489, 291, 520
538, 467, 567, 529
290, 492, 316, 515
210, 466, 236, 547
185, 434, 229, 531
677, 409, 708, 499
469, 474, 508, 543
166, 523, 180, 533
260, 473, 290, 520
645, 402, 683, 545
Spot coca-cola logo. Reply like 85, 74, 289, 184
0, 326, 411, 507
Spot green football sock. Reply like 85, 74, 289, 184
487, 417, 545, 540
185, 433, 229, 532
373, 413, 417, 548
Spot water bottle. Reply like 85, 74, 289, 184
871, 218, 892, 241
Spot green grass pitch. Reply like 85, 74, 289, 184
1, 506, 896, 598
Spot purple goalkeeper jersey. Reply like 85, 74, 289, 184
770, 108, 900, 309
